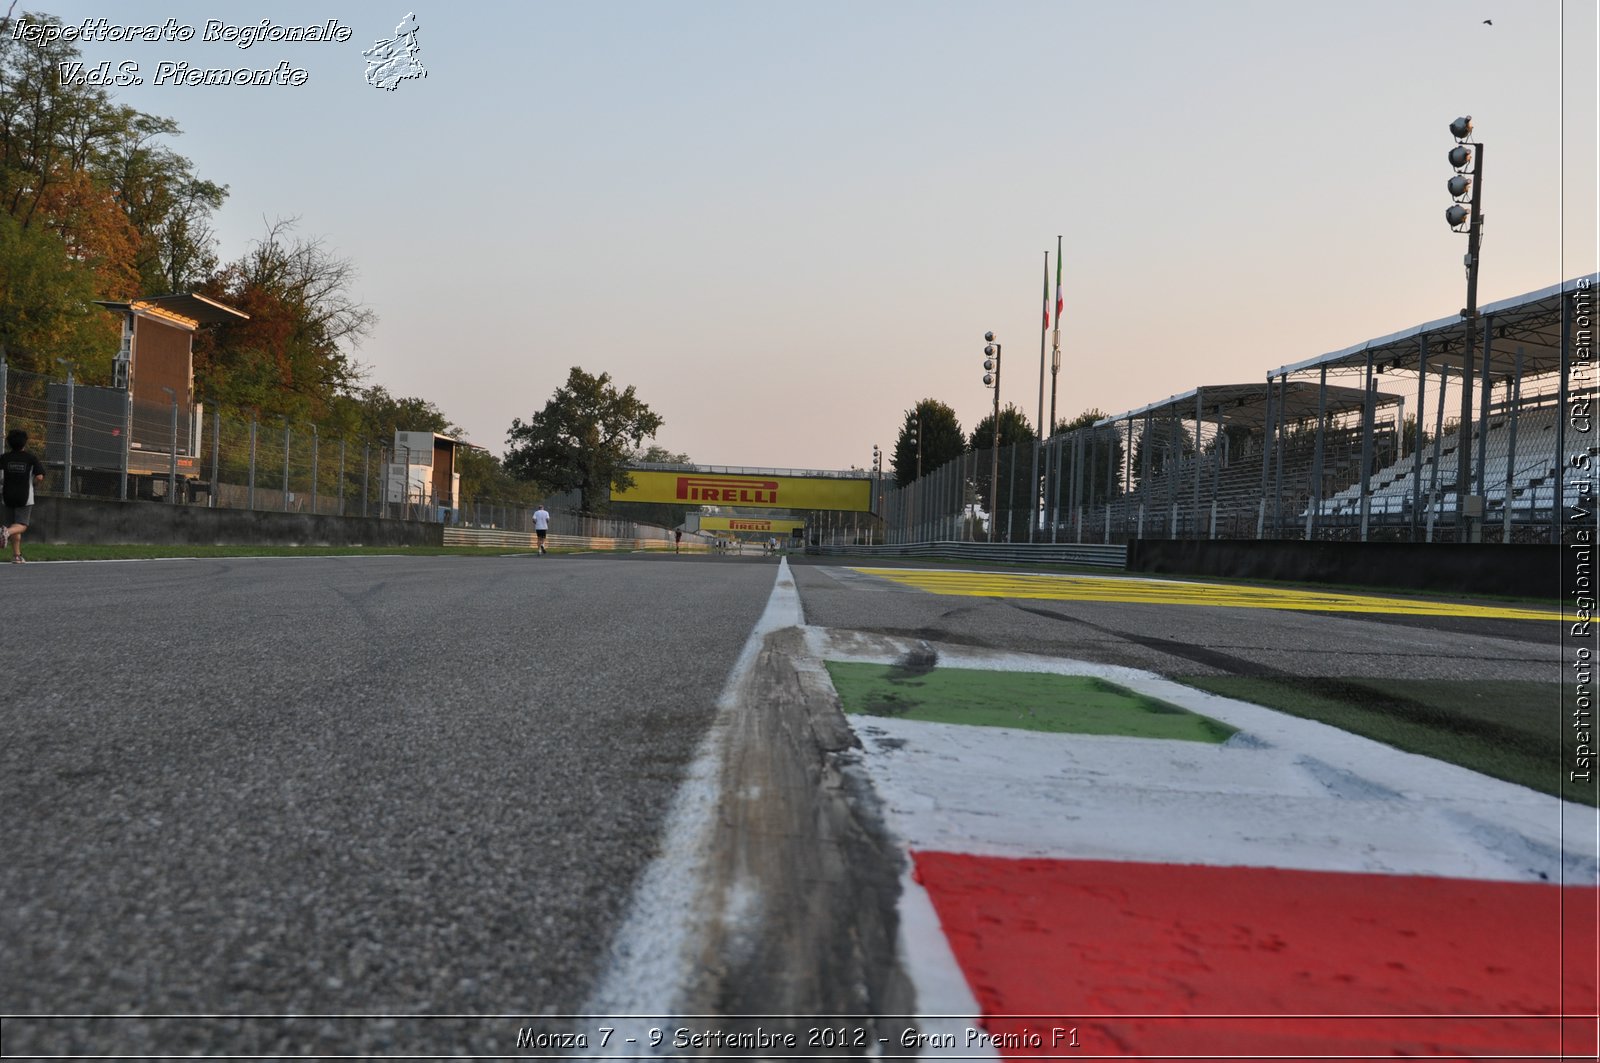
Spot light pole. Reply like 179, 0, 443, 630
159, 385, 178, 504
55, 358, 73, 498
982, 332, 1001, 542
871, 443, 883, 543
909, 409, 922, 541
1446, 115, 1485, 538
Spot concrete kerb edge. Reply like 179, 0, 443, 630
580, 559, 918, 1033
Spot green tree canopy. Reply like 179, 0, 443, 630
968, 404, 1036, 532
968, 403, 1035, 452
892, 399, 964, 487
0, 209, 118, 373
1051, 410, 1125, 506
503, 367, 664, 512
1133, 418, 1195, 480
1, 13, 225, 298
1055, 407, 1108, 436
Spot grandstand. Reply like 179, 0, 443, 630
874, 274, 1595, 545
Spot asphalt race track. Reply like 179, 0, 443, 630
1, 553, 777, 1055
0, 550, 1572, 1056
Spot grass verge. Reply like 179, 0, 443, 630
1173, 676, 1592, 805
11, 544, 550, 561
827, 661, 1236, 742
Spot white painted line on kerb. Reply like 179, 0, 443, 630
580, 558, 802, 1027
813, 628, 1596, 884
892, 866, 998, 1059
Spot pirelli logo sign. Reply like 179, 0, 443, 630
701, 516, 807, 534
614, 470, 873, 512
676, 476, 779, 504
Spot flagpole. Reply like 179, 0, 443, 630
1050, 234, 1064, 542
1032, 250, 1048, 543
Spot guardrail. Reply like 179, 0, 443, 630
808, 540, 1127, 568
442, 527, 707, 552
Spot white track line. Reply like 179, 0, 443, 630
580, 559, 802, 1028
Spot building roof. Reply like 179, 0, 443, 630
1096, 274, 1593, 430
97, 293, 249, 329
1096, 381, 1399, 432
1268, 274, 1594, 381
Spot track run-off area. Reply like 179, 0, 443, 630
0, 549, 1591, 1058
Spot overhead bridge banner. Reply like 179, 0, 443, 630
615, 471, 873, 512
700, 516, 807, 535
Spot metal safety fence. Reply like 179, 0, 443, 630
873, 279, 1595, 547
0, 361, 684, 544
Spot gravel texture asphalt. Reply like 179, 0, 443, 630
1, 552, 778, 1056
2, 549, 1571, 1057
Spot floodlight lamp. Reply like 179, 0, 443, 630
1448, 145, 1473, 170
1447, 174, 1472, 199
1445, 203, 1470, 228
984, 331, 995, 342
983, 373, 994, 386
1449, 115, 1473, 140
984, 358, 995, 371
983, 344, 995, 357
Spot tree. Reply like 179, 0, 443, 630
611, 443, 695, 527
504, 367, 664, 512
102, 111, 227, 291
892, 399, 964, 487
1051, 408, 1123, 506
455, 446, 542, 510
193, 219, 375, 420
0, 209, 119, 373
1, 15, 224, 294
629, 443, 692, 466
1132, 417, 1195, 480
968, 404, 1036, 537
332, 384, 456, 443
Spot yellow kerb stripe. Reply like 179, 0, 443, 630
849, 568, 1561, 621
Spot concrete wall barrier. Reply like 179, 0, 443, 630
811, 540, 1128, 568
441, 527, 706, 552
1125, 538, 1561, 599
26, 497, 443, 548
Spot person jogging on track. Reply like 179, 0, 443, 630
532, 502, 550, 554
2, 429, 46, 564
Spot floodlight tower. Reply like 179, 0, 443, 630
871, 442, 883, 540
982, 332, 1001, 541
1446, 115, 1485, 538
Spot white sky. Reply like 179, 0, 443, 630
31, 0, 1600, 469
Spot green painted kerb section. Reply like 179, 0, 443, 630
825, 661, 1237, 743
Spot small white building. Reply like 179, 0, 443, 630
385, 430, 463, 520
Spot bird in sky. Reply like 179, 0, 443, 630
1483, 18, 1493, 24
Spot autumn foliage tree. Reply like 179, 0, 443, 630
0, 12, 224, 371
193, 220, 375, 420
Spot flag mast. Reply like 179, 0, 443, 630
1032, 250, 1049, 542
1049, 234, 1064, 541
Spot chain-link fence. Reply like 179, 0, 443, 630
0, 361, 681, 541
875, 374, 1579, 547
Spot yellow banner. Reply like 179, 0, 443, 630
700, 516, 807, 534
615, 470, 873, 512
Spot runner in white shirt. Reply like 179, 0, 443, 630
532, 504, 550, 555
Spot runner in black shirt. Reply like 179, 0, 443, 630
2, 429, 46, 564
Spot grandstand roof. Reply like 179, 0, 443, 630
1269, 274, 1594, 381
1095, 381, 1398, 432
